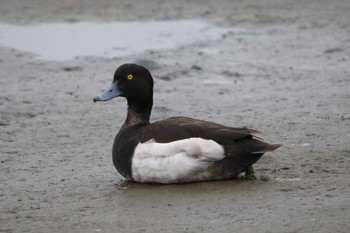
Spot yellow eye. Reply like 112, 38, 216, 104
127, 74, 133, 80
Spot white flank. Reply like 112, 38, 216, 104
131, 138, 225, 183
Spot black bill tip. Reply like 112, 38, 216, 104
93, 96, 100, 102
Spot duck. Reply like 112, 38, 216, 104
93, 63, 282, 184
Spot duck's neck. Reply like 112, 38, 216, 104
120, 99, 152, 131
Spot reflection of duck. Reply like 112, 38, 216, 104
93, 64, 282, 184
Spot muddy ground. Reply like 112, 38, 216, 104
0, 0, 349, 232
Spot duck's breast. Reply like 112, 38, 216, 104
131, 138, 225, 183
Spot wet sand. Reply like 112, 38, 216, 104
0, 0, 349, 232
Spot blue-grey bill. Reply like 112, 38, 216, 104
93, 82, 121, 102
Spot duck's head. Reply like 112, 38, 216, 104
93, 64, 154, 111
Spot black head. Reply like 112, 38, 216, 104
93, 63, 154, 113
94, 64, 154, 101
112, 63, 154, 100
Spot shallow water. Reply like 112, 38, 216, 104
0, 20, 228, 61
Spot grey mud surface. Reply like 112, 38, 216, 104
0, 0, 349, 232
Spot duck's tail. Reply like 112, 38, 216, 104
251, 142, 283, 154
220, 138, 282, 176
225, 137, 282, 157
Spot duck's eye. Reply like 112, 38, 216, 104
127, 74, 133, 80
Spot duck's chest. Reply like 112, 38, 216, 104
112, 126, 144, 180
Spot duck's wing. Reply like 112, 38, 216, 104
140, 116, 260, 144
